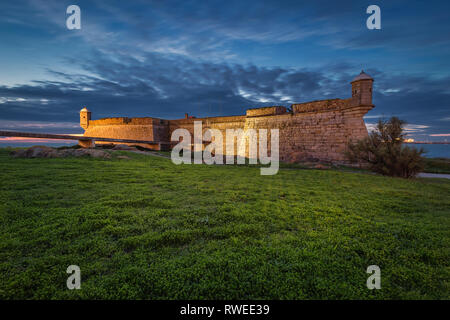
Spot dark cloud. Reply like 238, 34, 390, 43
1, 50, 449, 139
0, 52, 334, 124
1, 0, 449, 140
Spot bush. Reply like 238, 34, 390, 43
346, 117, 425, 178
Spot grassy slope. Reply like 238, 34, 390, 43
0, 149, 449, 299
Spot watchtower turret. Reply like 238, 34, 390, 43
351, 70, 373, 106
80, 107, 91, 129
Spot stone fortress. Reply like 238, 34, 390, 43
80, 71, 374, 163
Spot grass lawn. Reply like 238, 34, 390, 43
0, 148, 449, 299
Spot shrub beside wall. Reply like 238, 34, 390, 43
346, 117, 425, 178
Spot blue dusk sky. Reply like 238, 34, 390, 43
0, 0, 449, 140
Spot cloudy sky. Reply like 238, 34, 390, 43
0, 0, 449, 140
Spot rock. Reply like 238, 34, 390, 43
96, 143, 115, 149
58, 149, 77, 157
117, 155, 131, 160
9, 149, 26, 158
63, 149, 111, 158
85, 149, 111, 158
10, 146, 110, 159
10, 146, 59, 158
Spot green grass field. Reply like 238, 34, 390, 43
0, 149, 449, 299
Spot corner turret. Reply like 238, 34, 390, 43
351, 70, 373, 106
80, 107, 91, 129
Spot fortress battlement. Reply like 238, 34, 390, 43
80, 71, 375, 163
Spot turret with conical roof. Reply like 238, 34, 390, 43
351, 70, 374, 106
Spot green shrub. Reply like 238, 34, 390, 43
346, 117, 425, 178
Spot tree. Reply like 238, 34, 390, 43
346, 117, 425, 178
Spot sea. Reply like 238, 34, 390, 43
0, 142, 449, 158
410, 144, 450, 159
0, 142, 76, 148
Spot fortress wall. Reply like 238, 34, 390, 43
82, 105, 370, 161
153, 121, 170, 143
282, 108, 369, 162
84, 124, 154, 140
88, 117, 158, 126
84, 123, 154, 150
169, 116, 246, 137
165, 102, 370, 162
80, 72, 374, 161
246, 106, 287, 117
292, 98, 353, 113
242, 101, 371, 162
83, 117, 170, 149
168, 115, 246, 154
207, 117, 248, 157
82, 103, 370, 161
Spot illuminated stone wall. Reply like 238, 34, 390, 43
80, 77, 374, 162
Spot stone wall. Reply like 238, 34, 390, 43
80, 74, 374, 163
81, 102, 372, 162
292, 98, 350, 113
163, 101, 371, 162
83, 117, 169, 149
246, 106, 287, 117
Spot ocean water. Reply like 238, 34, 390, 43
0, 142, 77, 148
409, 144, 450, 158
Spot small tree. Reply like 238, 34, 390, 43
346, 117, 425, 178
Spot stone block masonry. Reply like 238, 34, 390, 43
79, 71, 375, 163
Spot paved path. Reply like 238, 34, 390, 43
417, 173, 450, 179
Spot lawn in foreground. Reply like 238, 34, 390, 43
0, 149, 449, 299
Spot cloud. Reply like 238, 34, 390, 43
0, 120, 81, 135
365, 123, 432, 136
0, 48, 448, 141
0, 0, 449, 142
365, 123, 376, 133
16, 0, 449, 63
0, 50, 346, 124
404, 124, 430, 133
364, 114, 385, 119
0, 120, 79, 129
